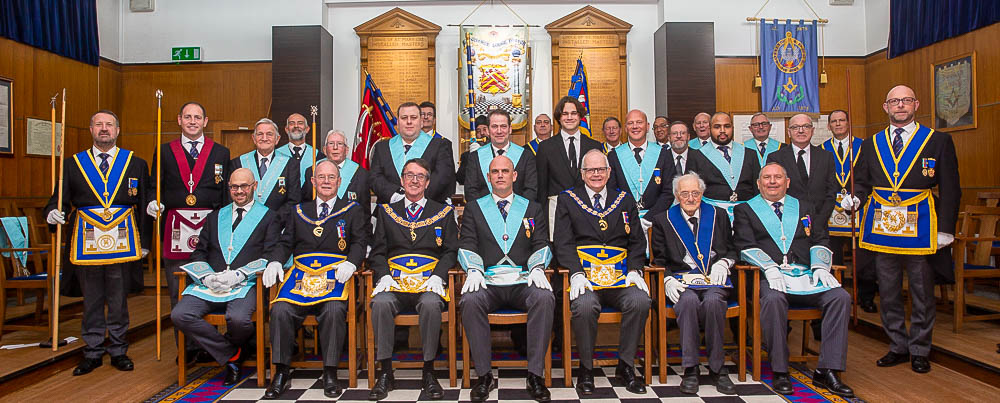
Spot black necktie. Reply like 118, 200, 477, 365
758, 142, 766, 157
497, 200, 509, 220
259, 157, 268, 177
497, 148, 505, 156
233, 207, 245, 230
772, 201, 783, 220
319, 202, 329, 219
188, 141, 200, 159
404, 144, 412, 154
797, 149, 809, 179
293, 146, 302, 159
98, 153, 110, 174
893, 127, 905, 155
837, 141, 845, 158
701, 140, 708, 147
593, 193, 603, 211
718, 145, 731, 163
568, 137, 577, 170
688, 216, 698, 236
633, 147, 642, 164
675, 155, 683, 174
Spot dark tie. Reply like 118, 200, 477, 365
718, 145, 731, 163
188, 141, 200, 159
675, 155, 683, 174
797, 149, 809, 180
701, 140, 708, 147
593, 193, 603, 211
837, 141, 845, 158
98, 153, 110, 174
892, 127, 905, 155
259, 157, 268, 177
688, 216, 698, 236
233, 207, 245, 230
772, 201, 783, 220
568, 137, 577, 170
497, 200, 509, 220
293, 146, 302, 159
758, 142, 766, 157
404, 144, 412, 154
497, 148, 505, 156
407, 202, 420, 221
319, 202, 329, 219
633, 147, 642, 164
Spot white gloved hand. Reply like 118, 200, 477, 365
418, 274, 446, 298
461, 269, 487, 294
625, 270, 649, 296
389, 192, 405, 204
526, 267, 552, 291
334, 261, 357, 284
216, 270, 246, 290
141, 248, 149, 258
263, 261, 284, 288
811, 268, 841, 288
203, 273, 228, 293
371, 275, 400, 297
937, 232, 954, 249
146, 200, 165, 218
663, 276, 688, 304
840, 195, 861, 211
709, 260, 729, 286
47, 210, 66, 225
468, 142, 482, 153
569, 272, 594, 301
763, 266, 786, 293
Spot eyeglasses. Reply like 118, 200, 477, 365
749, 122, 771, 129
788, 124, 814, 132
326, 141, 347, 149
228, 183, 254, 191
678, 191, 703, 199
885, 97, 916, 106
581, 167, 609, 175
402, 173, 428, 182
652, 123, 669, 129
314, 175, 339, 182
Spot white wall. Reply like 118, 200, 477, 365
97, 0, 122, 62
865, 0, 890, 54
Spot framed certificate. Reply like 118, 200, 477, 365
931, 52, 977, 132
0, 77, 12, 155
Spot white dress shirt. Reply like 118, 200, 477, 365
492, 142, 511, 157
791, 143, 811, 176
680, 208, 702, 270
671, 149, 689, 170
232, 200, 255, 223
491, 192, 515, 217
561, 130, 581, 164
256, 150, 275, 170
91, 145, 120, 165
584, 186, 608, 209
627, 141, 647, 160
889, 121, 917, 145
832, 136, 852, 156
316, 197, 337, 217
181, 134, 205, 157
404, 197, 427, 211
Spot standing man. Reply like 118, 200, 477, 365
263, 161, 369, 399
734, 163, 854, 397
302, 130, 370, 219
457, 115, 490, 187
651, 116, 670, 147
420, 101, 445, 139
743, 113, 784, 167
370, 102, 455, 204
229, 118, 301, 215
607, 109, 675, 225
688, 112, 712, 150
369, 158, 458, 401
171, 168, 279, 386
526, 113, 552, 156
536, 96, 602, 212
601, 116, 622, 154
766, 113, 838, 226
459, 156, 553, 403
688, 112, 760, 220
464, 109, 538, 201
276, 113, 322, 188
45, 110, 150, 375
846, 85, 960, 373
555, 150, 650, 395
650, 172, 736, 395
667, 121, 695, 175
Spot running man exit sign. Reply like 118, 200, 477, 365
171, 47, 201, 61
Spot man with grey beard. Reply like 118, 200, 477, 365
277, 113, 324, 187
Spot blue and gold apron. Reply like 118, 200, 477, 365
272, 253, 350, 305
822, 137, 863, 236
69, 150, 142, 265
388, 254, 449, 301
577, 245, 629, 289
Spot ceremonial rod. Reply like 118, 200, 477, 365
846, 70, 859, 326
310, 105, 318, 200
52, 89, 66, 351
155, 89, 163, 360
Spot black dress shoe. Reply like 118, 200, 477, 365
860, 299, 878, 313
771, 372, 794, 395
222, 362, 242, 386
679, 366, 699, 394
72, 358, 103, 376
812, 369, 854, 397
470, 373, 496, 402
876, 351, 910, 367
110, 355, 134, 371
575, 367, 595, 395
911, 355, 931, 373
323, 367, 343, 398
526, 373, 551, 402
422, 370, 444, 400
368, 369, 394, 401
263, 366, 291, 400
614, 363, 646, 394
711, 370, 736, 395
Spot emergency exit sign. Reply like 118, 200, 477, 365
171, 47, 201, 61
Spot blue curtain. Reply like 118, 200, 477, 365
0, 0, 100, 66
889, 0, 1000, 58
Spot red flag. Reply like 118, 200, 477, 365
352, 74, 398, 169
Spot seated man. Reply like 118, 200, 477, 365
458, 156, 553, 403
368, 158, 458, 401
171, 168, 280, 386
262, 160, 369, 399
554, 149, 650, 395
649, 172, 736, 395
733, 163, 854, 397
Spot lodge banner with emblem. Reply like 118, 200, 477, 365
458, 26, 531, 130
760, 20, 820, 114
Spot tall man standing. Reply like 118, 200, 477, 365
601, 117, 622, 154
651, 116, 670, 147
276, 113, 322, 188
457, 115, 490, 187
370, 102, 455, 204
464, 109, 538, 201
536, 96, 602, 219
420, 101, 445, 139
526, 113, 552, 156
766, 113, 838, 226
302, 130, 370, 219
229, 118, 301, 215
743, 113, 784, 167
688, 112, 760, 220
607, 109, 675, 225
688, 112, 712, 150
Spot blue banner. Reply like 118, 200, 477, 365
567, 58, 592, 136
760, 20, 820, 114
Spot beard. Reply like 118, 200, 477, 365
712, 133, 733, 145
288, 129, 306, 141
889, 112, 913, 125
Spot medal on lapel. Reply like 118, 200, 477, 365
128, 178, 138, 196
313, 226, 324, 237
410, 223, 417, 242
348, 191, 357, 201
801, 215, 812, 237
523, 218, 532, 238
622, 211, 631, 234
434, 226, 443, 247
214, 164, 224, 184
337, 219, 347, 251
653, 168, 661, 185
598, 218, 608, 231
278, 177, 286, 194
922, 158, 936, 178
729, 191, 738, 202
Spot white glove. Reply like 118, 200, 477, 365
709, 260, 729, 286
468, 142, 482, 153
569, 272, 594, 301
461, 269, 487, 294
763, 266, 786, 293
47, 210, 66, 225
418, 274, 446, 298
390, 192, 405, 204
203, 273, 228, 294
146, 200, 165, 218
624, 270, 649, 296
526, 268, 552, 291
334, 261, 357, 283
371, 275, 400, 297
141, 248, 149, 258
839, 195, 861, 211
811, 268, 841, 288
663, 276, 688, 304
937, 232, 954, 249
263, 261, 284, 288
216, 270, 246, 290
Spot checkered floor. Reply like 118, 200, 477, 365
219, 362, 783, 402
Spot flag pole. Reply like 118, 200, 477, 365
846, 70, 859, 326
52, 89, 66, 351
155, 89, 163, 359
310, 105, 318, 200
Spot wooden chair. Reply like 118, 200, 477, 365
175, 272, 266, 387
364, 270, 458, 387
456, 271, 554, 388
0, 221, 52, 341
952, 206, 1000, 332
559, 268, 654, 387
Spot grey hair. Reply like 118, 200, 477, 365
323, 129, 348, 147
672, 172, 706, 197
314, 159, 341, 177
581, 149, 609, 169
253, 118, 281, 136
750, 112, 768, 121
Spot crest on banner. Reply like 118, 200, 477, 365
458, 26, 532, 130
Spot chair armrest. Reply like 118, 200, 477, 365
732, 264, 758, 271
0, 247, 50, 252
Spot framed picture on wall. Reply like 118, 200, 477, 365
25, 117, 63, 157
931, 52, 977, 132
0, 77, 12, 155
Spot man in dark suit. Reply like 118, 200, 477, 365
650, 172, 736, 395
845, 85, 961, 374
733, 163, 853, 398
766, 113, 838, 227
370, 102, 455, 204
276, 112, 323, 187
170, 168, 280, 386
420, 101, 445, 139
536, 96, 602, 210
459, 155, 553, 403
456, 115, 489, 187
555, 150, 650, 395
689, 112, 712, 150
687, 112, 760, 219
262, 160, 369, 399
301, 130, 370, 220
647, 120, 698, 218
228, 118, 301, 216
368, 158, 458, 401
464, 109, 538, 201
607, 109, 675, 226
526, 113, 552, 156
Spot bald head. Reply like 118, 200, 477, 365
229, 168, 257, 206
884, 85, 920, 126
488, 155, 517, 197
625, 109, 650, 146
787, 114, 814, 148
313, 159, 342, 201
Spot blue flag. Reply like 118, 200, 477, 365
760, 20, 820, 114
567, 58, 591, 136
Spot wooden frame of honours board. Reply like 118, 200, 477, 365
930, 51, 977, 132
